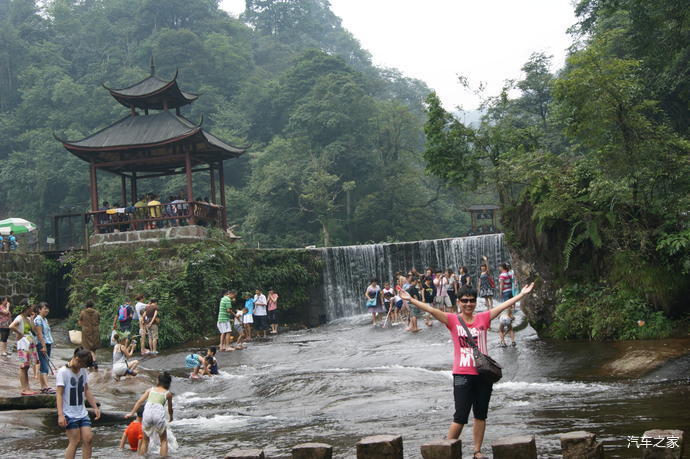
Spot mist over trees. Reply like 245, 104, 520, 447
0, 0, 482, 247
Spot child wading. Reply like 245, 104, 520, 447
120, 405, 144, 451
56, 348, 100, 459
126, 371, 174, 456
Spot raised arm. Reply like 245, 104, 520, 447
399, 290, 448, 325
489, 283, 534, 320
126, 389, 150, 418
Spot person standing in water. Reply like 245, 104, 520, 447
9, 300, 39, 395
477, 257, 494, 310
364, 279, 382, 326
56, 348, 100, 459
400, 282, 534, 459
126, 371, 174, 457
34, 302, 55, 393
217, 290, 234, 351
0, 296, 11, 356
78, 301, 100, 369
267, 288, 279, 334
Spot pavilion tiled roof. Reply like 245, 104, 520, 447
103, 70, 198, 110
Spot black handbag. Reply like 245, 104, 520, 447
457, 316, 503, 383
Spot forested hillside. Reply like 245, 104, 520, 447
423, 0, 689, 338
0, 0, 484, 247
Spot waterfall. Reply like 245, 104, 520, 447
313, 234, 509, 320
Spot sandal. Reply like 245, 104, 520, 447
473, 451, 488, 459
21, 390, 38, 396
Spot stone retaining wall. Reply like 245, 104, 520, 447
89, 225, 209, 250
0, 252, 49, 306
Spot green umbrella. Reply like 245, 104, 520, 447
0, 218, 37, 235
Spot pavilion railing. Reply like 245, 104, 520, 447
88, 201, 224, 234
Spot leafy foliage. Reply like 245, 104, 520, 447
0, 0, 473, 248
550, 285, 675, 340
422, 1, 690, 336
64, 239, 322, 348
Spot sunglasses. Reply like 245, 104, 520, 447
458, 298, 477, 304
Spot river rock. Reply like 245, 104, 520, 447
420, 438, 462, 458
491, 435, 537, 459
225, 449, 265, 459
356, 435, 403, 458
559, 431, 603, 458
292, 442, 333, 459
0, 394, 56, 410
642, 429, 684, 459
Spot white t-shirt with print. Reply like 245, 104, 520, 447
56, 366, 89, 419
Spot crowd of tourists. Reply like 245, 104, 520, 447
0, 286, 282, 458
363, 257, 519, 346
96, 193, 220, 232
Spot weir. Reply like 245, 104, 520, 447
314, 233, 508, 320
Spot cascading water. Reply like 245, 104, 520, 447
314, 234, 509, 320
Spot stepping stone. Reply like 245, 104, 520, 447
356, 435, 403, 459
292, 442, 333, 459
559, 431, 603, 459
420, 438, 462, 459
492, 435, 537, 459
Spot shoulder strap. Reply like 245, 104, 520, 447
457, 316, 479, 350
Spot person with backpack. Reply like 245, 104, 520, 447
113, 300, 134, 334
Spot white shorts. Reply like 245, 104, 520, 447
217, 321, 232, 334
243, 314, 254, 324
113, 362, 129, 377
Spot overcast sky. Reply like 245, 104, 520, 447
220, 0, 577, 111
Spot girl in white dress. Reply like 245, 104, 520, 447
126, 372, 174, 456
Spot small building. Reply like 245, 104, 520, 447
57, 60, 246, 246
466, 204, 500, 235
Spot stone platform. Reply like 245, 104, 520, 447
89, 225, 209, 249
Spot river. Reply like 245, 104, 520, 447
1, 304, 688, 458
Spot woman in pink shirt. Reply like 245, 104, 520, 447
400, 282, 534, 459
267, 288, 279, 335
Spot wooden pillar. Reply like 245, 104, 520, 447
120, 175, 127, 206
209, 164, 216, 204
131, 171, 137, 204
89, 163, 98, 211
218, 160, 227, 230
53, 216, 60, 250
185, 152, 196, 225
185, 152, 193, 202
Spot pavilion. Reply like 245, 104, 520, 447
58, 60, 246, 234
466, 204, 500, 235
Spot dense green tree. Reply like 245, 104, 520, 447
422, 0, 690, 320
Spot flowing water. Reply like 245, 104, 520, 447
2, 306, 688, 458
316, 234, 508, 320
1, 235, 687, 457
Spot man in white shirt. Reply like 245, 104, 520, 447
134, 294, 149, 355
253, 289, 268, 339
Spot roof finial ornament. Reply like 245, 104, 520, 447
150, 55, 156, 76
